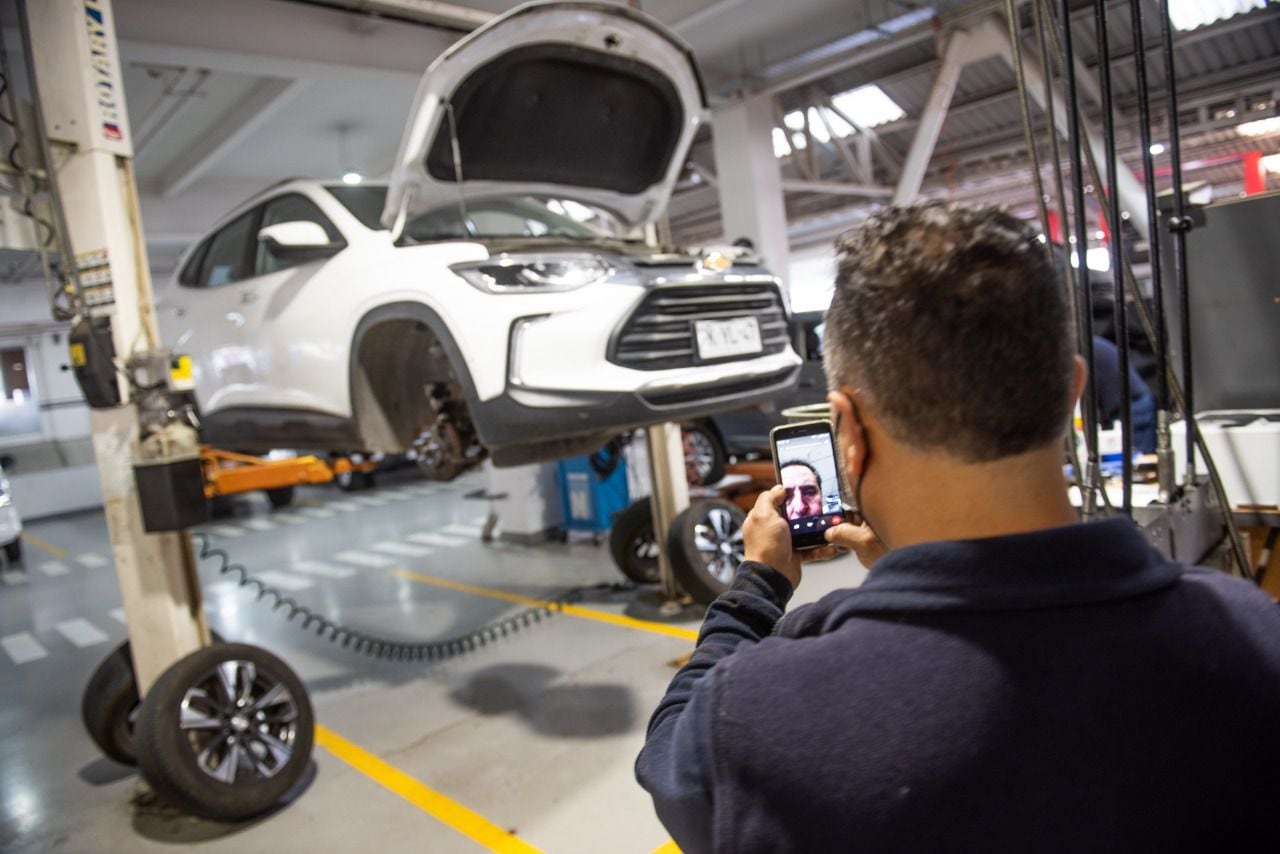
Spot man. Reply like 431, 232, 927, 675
1092, 334, 1157, 454
635, 203, 1280, 853
779, 460, 822, 520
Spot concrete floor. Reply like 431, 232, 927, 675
0, 468, 866, 853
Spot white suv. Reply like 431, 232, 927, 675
0, 461, 21, 564
159, 2, 801, 477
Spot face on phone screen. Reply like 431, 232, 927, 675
774, 427, 845, 543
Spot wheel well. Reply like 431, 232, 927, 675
350, 317, 453, 452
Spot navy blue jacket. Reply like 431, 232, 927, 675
636, 518, 1280, 853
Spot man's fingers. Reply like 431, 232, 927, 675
799, 545, 841, 564
824, 522, 878, 549
753, 484, 786, 518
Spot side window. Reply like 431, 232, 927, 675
178, 239, 211, 287
197, 211, 256, 288
254, 194, 342, 276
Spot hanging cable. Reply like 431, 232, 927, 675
1007, 0, 1088, 507
190, 532, 639, 663
1093, 0, 1132, 515
1055, 0, 1103, 516
1127, 0, 1176, 504
1157, 0, 1196, 490
1032, 0, 1251, 578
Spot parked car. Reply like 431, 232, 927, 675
158, 2, 801, 479
0, 458, 22, 563
682, 311, 827, 484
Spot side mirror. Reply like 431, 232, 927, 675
258, 221, 343, 262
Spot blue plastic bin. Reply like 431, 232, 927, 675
557, 448, 630, 536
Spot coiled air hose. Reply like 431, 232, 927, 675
191, 531, 635, 662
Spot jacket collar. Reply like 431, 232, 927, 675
780, 518, 1180, 636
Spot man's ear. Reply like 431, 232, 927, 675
1071, 354, 1088, 405
828, 388, 867, 480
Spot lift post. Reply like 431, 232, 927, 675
645, 422, 691, 603
22, 0, 208, 691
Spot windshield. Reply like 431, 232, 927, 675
325, 186, 626, 242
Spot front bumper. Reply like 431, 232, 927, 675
473, 354, 802, 449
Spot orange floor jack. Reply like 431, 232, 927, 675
200, 447, 377, 505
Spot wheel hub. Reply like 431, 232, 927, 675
692, 506, 746, 585
178, 659, 299, 784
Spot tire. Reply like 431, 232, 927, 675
82, 641, 141, 766
3, 538, 20, 563
608, 499, 660, 584
265, 487, 295, 509
82, 632, 226, 767
209, 495, 235, 519
667, 499, 746, 605
681, 423, 726, 486
135, 643, 313, 822
334, 469, 369, 491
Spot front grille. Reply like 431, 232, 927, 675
611, 282, 790, 371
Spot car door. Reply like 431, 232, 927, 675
230, 193, 346, 413
161, 209, 259, 415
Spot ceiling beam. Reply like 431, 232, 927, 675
157, 77, 306, 198
782, 180, 893, 197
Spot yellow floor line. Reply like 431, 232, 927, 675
392, 568, 700, 642
316, 724, 542, 853
651, 841, 682, 854
20, 531, 65, 559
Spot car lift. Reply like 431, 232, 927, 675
12, 0, 322, 821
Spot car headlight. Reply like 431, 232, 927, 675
451, 254, 613, 294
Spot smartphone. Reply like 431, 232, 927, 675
769, 419, 847, 550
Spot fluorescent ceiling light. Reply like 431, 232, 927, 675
1149, 142, 1166, 155
772, 127, 792, 158
341, 171, 363, 185
1069, 247, 1113, 272
1169, 0, 1266, 31
773, 87, 904, 159
1237, 116, 1280, 137
830, 84, 905, 129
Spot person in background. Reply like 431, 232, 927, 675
635, 202, 1280, 853
1091, 334, 1157, 454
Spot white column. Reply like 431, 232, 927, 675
712, 94, 791, 295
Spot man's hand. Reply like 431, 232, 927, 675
744, 486, 802, 587
824, 521, 888, 569
744, 486, 844, 589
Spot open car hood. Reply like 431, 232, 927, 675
383, 1, 707, 233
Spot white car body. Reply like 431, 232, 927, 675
157, 1, 801, 471
0, 464, 21, 560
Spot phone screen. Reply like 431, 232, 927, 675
771, 421, 846, 549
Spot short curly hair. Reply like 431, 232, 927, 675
823, 202, 1075, 462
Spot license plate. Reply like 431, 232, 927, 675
694, 317, 763, 361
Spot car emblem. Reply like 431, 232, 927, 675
697, 252, 733, 274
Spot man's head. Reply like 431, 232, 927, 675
823, 203, 1083, 541
780, 460, 822, 520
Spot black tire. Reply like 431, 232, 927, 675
667, 499, 746, 605
265, 487, 295, 509
82, 641, 141, 765
334, 469, 365, 491
135, 643, 312, 822
209, 495, 235, 519
3, 538, 20, 563
608, 499, 660, 584
82, 632, 226, 767
681, 423, 727, 486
